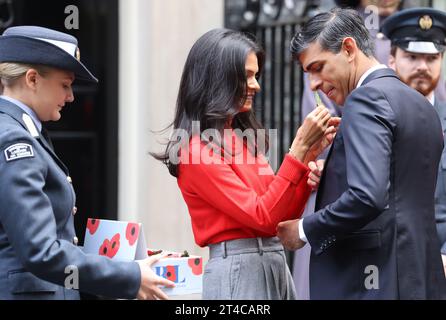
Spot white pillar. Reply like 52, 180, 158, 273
119, 0, 224, 257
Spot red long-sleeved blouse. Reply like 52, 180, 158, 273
177, 132, 312, 247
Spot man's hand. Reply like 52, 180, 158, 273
308, 159, 324, 190
136, 254, 175, 300
277, 219, 306, 251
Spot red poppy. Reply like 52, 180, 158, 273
87, 218, 100, 235
125, 223, 139, 246
188, 257, 203, 275
99, 239, 110, 256
108, 233, 121, 258
164, 265, 177, 282
147, 249, 163, 256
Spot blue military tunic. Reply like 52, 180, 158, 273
433, 97, 446, 255
0, 97, 140, 300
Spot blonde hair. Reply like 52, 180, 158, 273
0, 63, 51, 87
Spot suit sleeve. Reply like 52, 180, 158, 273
0, 129, 140, 299
180, 149, 311, 235
303, 86, 396, 255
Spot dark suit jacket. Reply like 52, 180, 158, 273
0, 98, 140, 300
304, 68, 446, 299
433, 99, 446, 255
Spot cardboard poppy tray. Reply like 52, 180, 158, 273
82, 218, 203, 296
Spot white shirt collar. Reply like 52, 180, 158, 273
428, 95, 435, 106
356, 64, 388, 88
0, 95, 42, 132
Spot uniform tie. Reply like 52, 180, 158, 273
40, 126, 54, 151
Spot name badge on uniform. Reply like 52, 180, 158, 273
4, 143, 34, 162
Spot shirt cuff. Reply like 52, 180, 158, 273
298, 219, 308, 243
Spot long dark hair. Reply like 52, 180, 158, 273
152, 28, 268, 177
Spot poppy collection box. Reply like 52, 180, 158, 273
82, 218, 203, 296
148, 250, 203, 296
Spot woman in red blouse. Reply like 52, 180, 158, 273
154, 29, 339, 299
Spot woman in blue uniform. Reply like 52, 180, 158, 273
0, 26, 173, 300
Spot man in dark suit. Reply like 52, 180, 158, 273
278, 8, 446, 299
382, 7, 446, 277
293, 0, 403, 299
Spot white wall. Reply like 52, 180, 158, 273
119, 0, 224, 259
433, 0, 445, 9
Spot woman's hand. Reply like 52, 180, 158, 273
303, 117, 341, 164
307, 159, 325, 190
289, 106, 331, 162
136, 254, 175, 300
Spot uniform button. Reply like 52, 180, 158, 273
72, 207, 78, 216
67, 176, 73, 184
73, 236, 79, 245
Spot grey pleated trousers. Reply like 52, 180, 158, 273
203, 237, 296, 300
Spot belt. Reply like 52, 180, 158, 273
209, 237, 284, 259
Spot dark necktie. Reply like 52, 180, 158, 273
41, 127, 54, 151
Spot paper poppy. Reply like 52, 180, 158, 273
188, 257, 203, 275
163, 265, 178, 282
108, 233, 121, 258
125, 223, 139, 246
99, 239, 110, 256
147, 249, 163, 256
87, 218, 100, 235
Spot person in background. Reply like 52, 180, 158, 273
382, 7, 446, 277
0, 26, 174, 300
